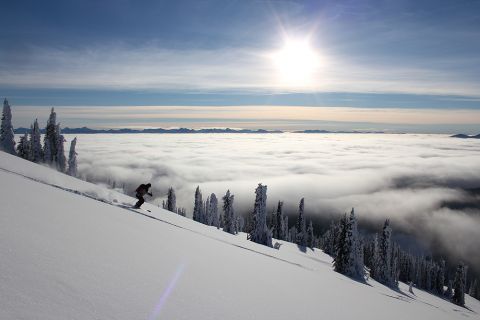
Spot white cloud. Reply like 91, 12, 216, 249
2, 44, 480, 97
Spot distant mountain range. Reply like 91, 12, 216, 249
14, 127, 387, 134
14, 127, 283, 134
294, 129, 385, 134
451, 133, 480, 139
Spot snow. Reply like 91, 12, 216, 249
1, 150, 479, 319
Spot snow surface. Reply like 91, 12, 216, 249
1, 151, 479, 319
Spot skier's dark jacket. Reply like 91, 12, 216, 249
136, 184, 152, 197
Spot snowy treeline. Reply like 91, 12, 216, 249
0, 99, 78, 176
162, 183, 320, 251
321, 214, 475, 306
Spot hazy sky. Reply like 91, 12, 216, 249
1, 0, 480, 131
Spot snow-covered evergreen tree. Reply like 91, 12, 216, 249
55, 124, 66, 172
333, 214, 349, 274
373, 219, 395, 286
16, 132, 30, 159
249, 183, 272, 247
43, 108, 57, 163
452, 262, 466, 306
334, 209, 365, 279
67, 137, 78, 176
193, 186, 204, 223
176, 207, 186, 217
166, 187, 176, 212
30, 119, 43, 163
347, 208, 365, 279
435, 260, 445, 295
307, 220, 315, 249
0, 98, 15, 154
469, 279, 478, 298
288, 226, 297, 243
207, 193, 218, 227
424, 258, 433, 291
204, 196, 211, 224
371, 234, 380, 280
295, 198, 307, 246
322, 220, 339, 257
390, 243, 399, 287
445, 279, 453, 298
222, 190, 236, 234
236, 215, 245, 233
282, 215, 289, 241
273, 201, 284, 240
469, 279, 480, 299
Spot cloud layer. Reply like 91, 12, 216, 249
71, 133, 480, 274
2, 45, 480, 97
11, 105, 480, 134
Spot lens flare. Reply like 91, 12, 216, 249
148, 263, 186, 320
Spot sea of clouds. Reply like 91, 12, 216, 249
68, 133, 480, 274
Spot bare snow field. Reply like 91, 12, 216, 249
1, 150, 479, 319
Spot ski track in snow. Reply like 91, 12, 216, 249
0, 166, 311, 272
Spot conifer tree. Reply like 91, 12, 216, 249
176, 207, 186, 217
435, 260, 445, 295
67, 137, 78, 176
43, 108, 57, 163
347, 208, 365, 279
452, 262, 466, 306
295, 198, 307, 246
370, 234, 380, 280
0, 98, 16, 154
468, 279, 477, 297
193, 186, 204, 223
373, 219, 395, 286
282, 215, 289, 241
205, 196, 211, 224
274, 201, 284, 240
166, 187, 176, 212
445, 279, 453, 298
30, 119, 43, 162
333, 209, 365, 279
469, 279, 477, 298
55, 124, 66, 172
307, 220, 315, 249
207, 193, 219, 227
249, 183, 272, 247
322, 220, 339, 257
222, 190, 236, 234
16, 132, 30, 159
333, 214, 349, 274
288, 226, 297, 243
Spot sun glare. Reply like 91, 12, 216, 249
272, 38, 320, 86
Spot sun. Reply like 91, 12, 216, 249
272, 38, 320, 86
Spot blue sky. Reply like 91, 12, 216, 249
1, 0, 479, 131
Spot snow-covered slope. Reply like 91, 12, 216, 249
1, 151, 479, 320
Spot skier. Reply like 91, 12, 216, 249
134, 183, 152, 209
